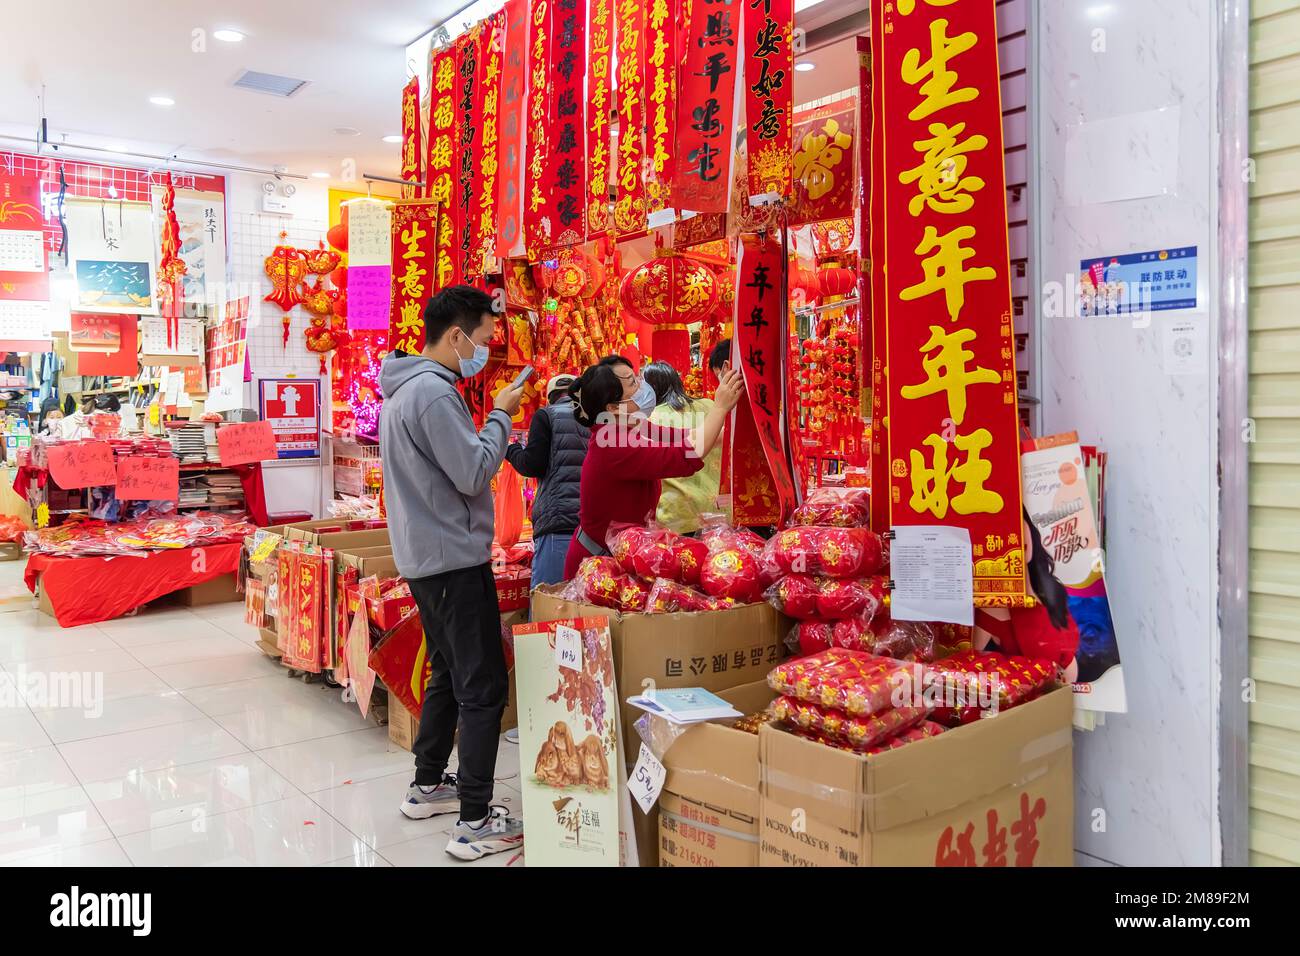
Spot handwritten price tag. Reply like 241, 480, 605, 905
115, 455, 180, 501
216, 421, 277, 466
628, 743, 667, 814
555, 623, 582, 672
46, 441, 116, 488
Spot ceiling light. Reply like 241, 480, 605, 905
794, 61, 816, 72
311, 171, 330, 179
334, 127, 361, 136
381, 134, 403, 144
213, 29, 245, 42
149, 95, 175, 107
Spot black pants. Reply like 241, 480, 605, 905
406, 562, 506, 821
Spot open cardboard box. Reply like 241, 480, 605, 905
759, 685, 1075, 867
657, 680, 777, 868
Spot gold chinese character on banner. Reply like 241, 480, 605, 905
794, 119, 853, 201
907, 428, 1004, 519
899, 325, 999, 425
900, 224, 996, 323
901, 18, 978, 121
898, 121, 987, 215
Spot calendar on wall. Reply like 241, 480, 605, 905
0, 300, 53, 350
139, 316, 203, 365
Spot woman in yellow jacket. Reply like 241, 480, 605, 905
642, 361, 724, 534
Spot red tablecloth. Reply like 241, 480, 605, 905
25, 542, 241, 628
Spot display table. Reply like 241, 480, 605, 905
24, 542, 241, 627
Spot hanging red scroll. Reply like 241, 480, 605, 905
790, 95, 857, 225
674, 0, 739, 213
878, 0, 1025, 606
546, 0, 588, 248
389, 199, 441, 354
457, 27, 485, 280
586, 0, 614, 237
614, 0, 648, 236
0, 172, 48, 304
732, 233, 796, 527
400, 75, 423, 195
498, 0, 528, 257
475, 11, 506, 274
524, 0, 552, 259
643, 0, 677, 215
743, 0, 793, 204
426, 45, 461, 288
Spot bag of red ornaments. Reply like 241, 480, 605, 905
698, 517, 768, 560
644, 577, 730, 614
699, 545, 766, 604
767, 647, 909, 718
788, 498, 869, 528
568, 556, 649, 613
764, 572, 886, 622
608, 524, 713, 586
771, 695, 927, 751
924, 650, 1057, 726
764, 525, 886, 578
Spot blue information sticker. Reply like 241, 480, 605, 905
1078, 246, 1197, 316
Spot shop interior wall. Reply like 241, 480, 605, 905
1034, 0, 1223, 865
225, 172, 334, 518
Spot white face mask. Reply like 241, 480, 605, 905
453, 331, 489, 378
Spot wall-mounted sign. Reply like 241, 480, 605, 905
258, 378, 321, 460
1078, 245, 1198, 316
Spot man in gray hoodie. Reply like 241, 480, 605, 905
379, 284, 525, 862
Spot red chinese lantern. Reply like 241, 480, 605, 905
789, 264, 820, 309
326, 223, 348, 253
619, 249, 718, 370
818, 266, 857, 299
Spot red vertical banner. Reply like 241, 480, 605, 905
456, 28, 485, 280
878, 0, 1025, 606
863, 28, 888, 534
388, 199, 441, 354
585, 0, 615, 237
498, 0, 528, 257
643, 0, 678, 215
674, 0, 739, 213
790, 96, 857, 225
614, 0, 648, 236
743, 0, 793, 203
475, 12, 506, 274
426, 46, 461, 288
0, 171, 47, 302
732, 233, 797, 527
400, 76, 423, 196
524, 0, 553, 259
546, 0, 588, 248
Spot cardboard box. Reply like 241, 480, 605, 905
388, 666, 520, 752
165, 572, 240, 607
657, 680, 777, 868
530, 587, 787, 765
0, 542, 22, 562
285, 527, 390, 549
758, 686, 1074, 867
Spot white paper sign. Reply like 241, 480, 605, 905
1162, 319, 1207, 376
889, 525, 974, 627
555, 624, 582, 672
627, 743, 666, 814
346, 200, 393, 267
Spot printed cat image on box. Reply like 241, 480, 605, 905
534, 720, 609, 791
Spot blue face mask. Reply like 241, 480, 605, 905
631, 379, 657, 414
455, 333, 490, 378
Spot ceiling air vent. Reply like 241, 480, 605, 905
232, 70, 310, 98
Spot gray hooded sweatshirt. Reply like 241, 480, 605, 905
378, 353, 511, 580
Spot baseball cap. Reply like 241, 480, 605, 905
546, 374, 576, 397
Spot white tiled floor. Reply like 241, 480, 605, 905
0, 561, 524, 867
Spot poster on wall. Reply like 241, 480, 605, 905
206, 297, 250, 413
151, 188, 227, 315
65, 198, 158, 314
996, 433, 1127, 714
1078, 246, 1198, 316
259, 378, 322, 460
514, 616, 623, 867
0, 170, 48, 302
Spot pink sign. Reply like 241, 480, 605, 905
115, 456, 180, 501
216, 421, 278, 466
347, 264, 393, 330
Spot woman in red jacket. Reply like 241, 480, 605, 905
562, 360, 744, 579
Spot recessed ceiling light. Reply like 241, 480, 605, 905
311, 171, 331, 179
794, 61, 816, 72
149, 95, 175, 107
213, 29, 245, 42
334, 127, 361, 136
381, 134, 403, 144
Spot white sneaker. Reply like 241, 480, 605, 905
504, 727, 519, 744
398, 774, 459, 820
445, 806, 524, 861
